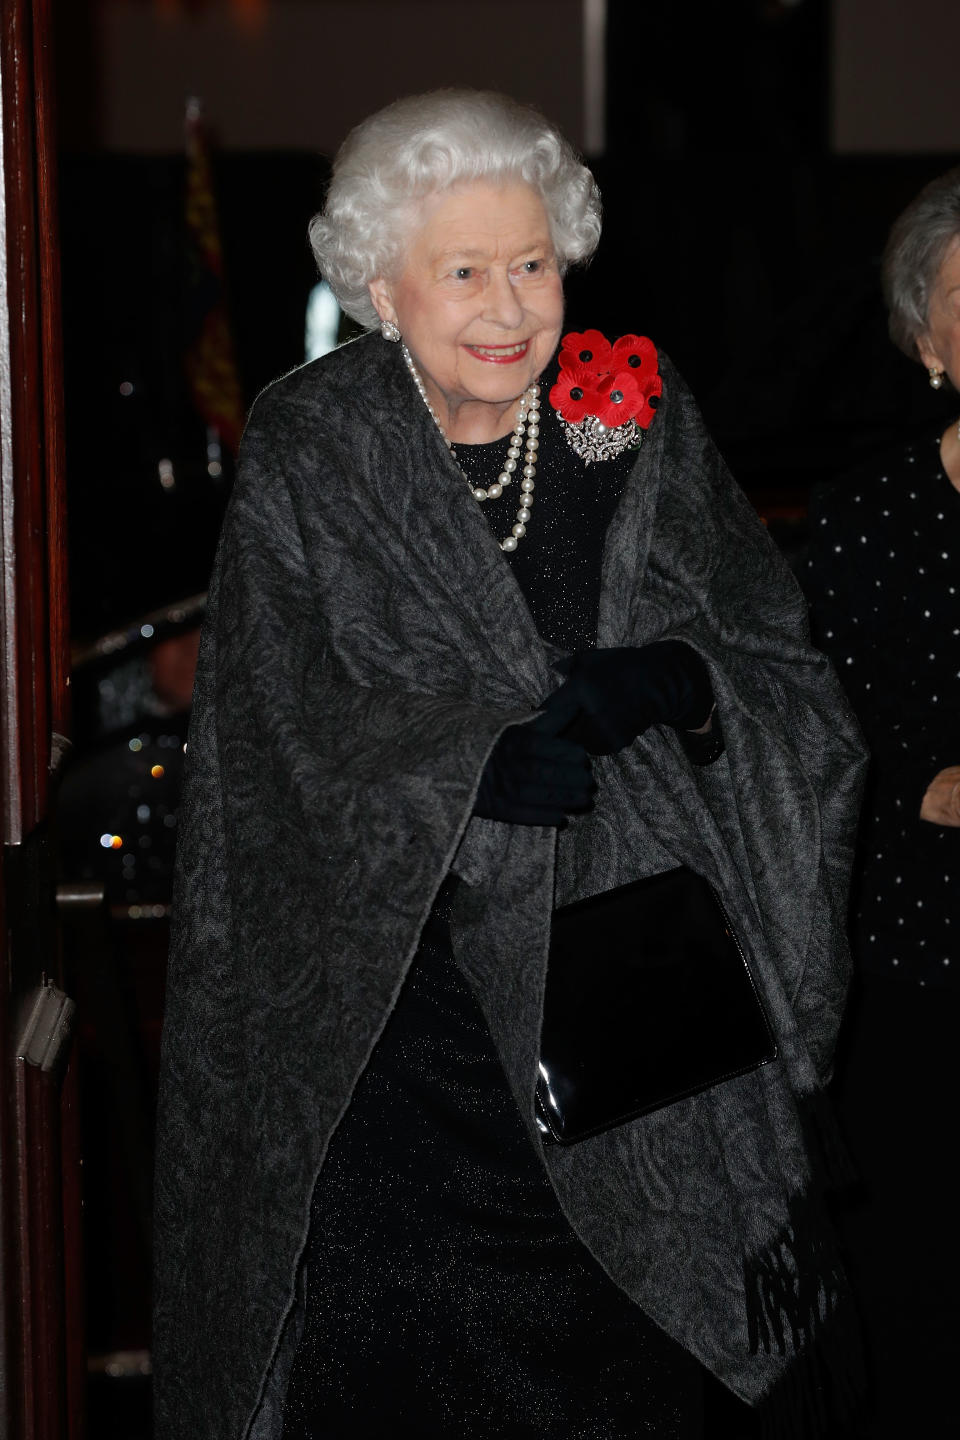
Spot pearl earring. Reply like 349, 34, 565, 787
928, 367, 945, 390
380, 319, 401, 343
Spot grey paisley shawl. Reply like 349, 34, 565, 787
153, 331, 866, 1438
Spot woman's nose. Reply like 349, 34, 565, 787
484, 270, 524, 328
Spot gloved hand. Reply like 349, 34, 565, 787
537, 641, 715, 756
473, 700, 596, 826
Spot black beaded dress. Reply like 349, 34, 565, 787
802, 428, 960, 1437
280, 383, 704, 1438
804, 428, 960, 991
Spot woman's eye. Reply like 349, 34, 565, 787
522, 260, 542, 274
453, 267, 473, 281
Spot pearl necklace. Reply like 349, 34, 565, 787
402, 344, 540, 552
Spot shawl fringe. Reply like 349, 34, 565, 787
755, 1326, 865, 1440
746, 1192, 864, 1438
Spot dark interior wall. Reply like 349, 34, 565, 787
597, 1, 959, 495
833, 0, 960, 153
61, 0, 587, 154
59, 149, 327, 638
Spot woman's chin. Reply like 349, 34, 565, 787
459, 356, 546, 403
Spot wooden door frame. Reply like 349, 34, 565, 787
1, 0, 79, 1436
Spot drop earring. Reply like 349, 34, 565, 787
928, 366, 945, 390
380, 319, 401, 343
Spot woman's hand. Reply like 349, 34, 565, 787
473, 705, 595, 826
919, 765, 960, 826
537, 642, 715, 756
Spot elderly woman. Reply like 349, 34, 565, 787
154, 91, 865, 1439
803, 169, 960, 1437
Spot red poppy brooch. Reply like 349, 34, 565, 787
549, 330, 662, 464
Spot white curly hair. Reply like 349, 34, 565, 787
309, 89, 602, 330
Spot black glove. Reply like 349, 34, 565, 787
473, 703, 596, 826
538, 641, 715, 756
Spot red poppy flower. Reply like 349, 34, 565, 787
551, 330, 661, 430
626, 371, 663, 430
592, 369, 648, 427
607, 363, 663, 429
549, 362, 603, 423
611, 334, 658, 384
558, 329, 613, 373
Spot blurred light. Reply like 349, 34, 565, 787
141, 623, 155, 638
305, 281, 342, 361
207, 460, 223, 478
158, 458, 175, 491
235, 1, 268, 33
119, 381, 134, 397
137, 804, 151, 822
583, 0, 607, 156
128, 737, 143, 752
99, 833, 114, 849
151, 765, 165, 779
110, 835, 124, 850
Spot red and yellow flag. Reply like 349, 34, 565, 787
183, 97, 245, 457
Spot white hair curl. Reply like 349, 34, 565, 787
883, 166, 960, 359
309, 90, 602, 330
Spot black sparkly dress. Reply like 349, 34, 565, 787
280, 386, 703, 1438
804, 429, 960, 990
802, 429, 960, 1437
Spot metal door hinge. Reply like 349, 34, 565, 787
16, 980, 75, 1071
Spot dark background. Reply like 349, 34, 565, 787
50, 1, 959, 1433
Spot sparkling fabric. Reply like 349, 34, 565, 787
281, 392, 701, 1437
804, 429, 960, 987
805, 432, 960, 1433
282, 885, 701, 1439
452, 370, 637, 652
458, 395, 722, 769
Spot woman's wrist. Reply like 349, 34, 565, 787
685, 702, 717, 735
678, 708, 725, 766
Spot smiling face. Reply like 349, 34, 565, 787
918, 234, 960, 388
368, 180, 565, 443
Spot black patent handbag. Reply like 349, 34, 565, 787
535, 865, 777, 1145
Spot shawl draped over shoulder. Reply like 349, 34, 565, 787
153, 332, 866, 1438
